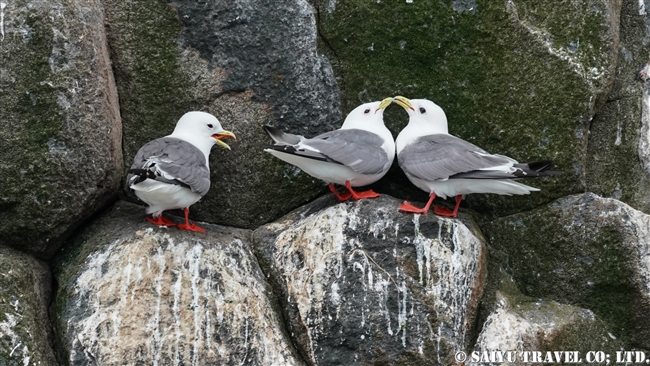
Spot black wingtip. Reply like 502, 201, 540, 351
263, 125, 281, 135
127, 168, 156, 185
263, 144, 299, 154
526, 160, 555, 172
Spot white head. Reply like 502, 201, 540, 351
170, 111, 236, 148
340, 97, 394, 132
394, 97, 448, 153
394, 97, 448, 135
169, 111, 237, 159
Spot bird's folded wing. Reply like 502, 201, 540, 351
398, 134, 517, 181
127, 137, 211, 196
298, 129, 390, 175
263, 125, 303, 145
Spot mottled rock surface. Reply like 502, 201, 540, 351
253, 195, 488, 365
468, 270, 622, 366
53, 201, 303, 366
105, 0, 341, 228
586, 0, 650, 212
483, 193, 650, 348
0, 0, 122, 257
316, 0, 621, 215
0, 246, 56, 365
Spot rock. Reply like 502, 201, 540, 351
471, 289, 621, 366
253, 194, 488, 365
482, 193, 650, 348
53, 201, 303, 365
0, 246, 56, 365
315, 0, 621, 215
0, 0, 122, 257
586, 0, 650, 212
105, 0, 341, 228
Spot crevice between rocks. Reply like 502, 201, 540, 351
248, 232, 316, 366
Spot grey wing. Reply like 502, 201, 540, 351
303, 129, 390, 175
398, 134, 515, 181
127, 137, 211, 196
263, 125, 303, 145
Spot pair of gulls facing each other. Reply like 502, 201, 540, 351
127, 96, 559, 232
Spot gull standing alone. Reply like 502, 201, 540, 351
393, 96, 560, 217
263, 98, 395, 201
127, 111, 236, 232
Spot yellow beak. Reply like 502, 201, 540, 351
393, 95, 414, 111
212, 130, 237, 150
376, 97, 394, 113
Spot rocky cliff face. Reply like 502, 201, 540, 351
2, 0, 650, 365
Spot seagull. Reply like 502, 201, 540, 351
393, 96, 560, 217
263, 97, 395, 201
126, 111, 236, 232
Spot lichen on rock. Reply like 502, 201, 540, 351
0, 0, 122, 257
483, 193, 650, 348
108, 0, 341, 229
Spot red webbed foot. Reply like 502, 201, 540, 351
398, 193, 436, 214
399, 201, 430, 214
146, 215, 176, 227
432, 195, 462, 218
433, 206, 457, 217
329, 183, 352, 202
345, 181, 380, 201
177, 222, 207, 232
350, 189, 380, 200
177, 208, 206, 232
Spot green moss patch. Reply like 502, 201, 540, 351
316, 0, 618, 215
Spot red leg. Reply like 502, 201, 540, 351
146, 215, 176, 227
345, 181, 380, 200
329, 183, 352, 202
433, 195, 463, 218
177, 208, 206, 232
399, 193, 436, 214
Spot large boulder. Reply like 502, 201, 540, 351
483, 193, 650, 348
467, 268, 622, 366
53, 201, 303, 365
471, 292, 621, 365
0, 246, 56, 365
0, 0, 122, 257
586, 0, 650, 212
104, 0, 341, 228
315, 0, 622, 215
253, 194, 488, 365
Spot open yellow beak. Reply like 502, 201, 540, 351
212, 130, 237, 150
393, 95, 414, 111
376, 97, 394, 113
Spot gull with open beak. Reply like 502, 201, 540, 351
127, 111, 236, 232
263, 98, 395, 201
394, 96, 560, 217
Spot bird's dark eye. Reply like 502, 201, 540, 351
207, 124, 214, 128
419, 107, 426, 114
364, 109, 371, 114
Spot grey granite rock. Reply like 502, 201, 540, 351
0, 0, 122, 257
53, 201, 303, 366
483, 192, 650, 348
253, 194, 488, 365
468, 271, 622, 366
0, 246, 56, 365
106, 0, 341, 228
586, 0, 650, 213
